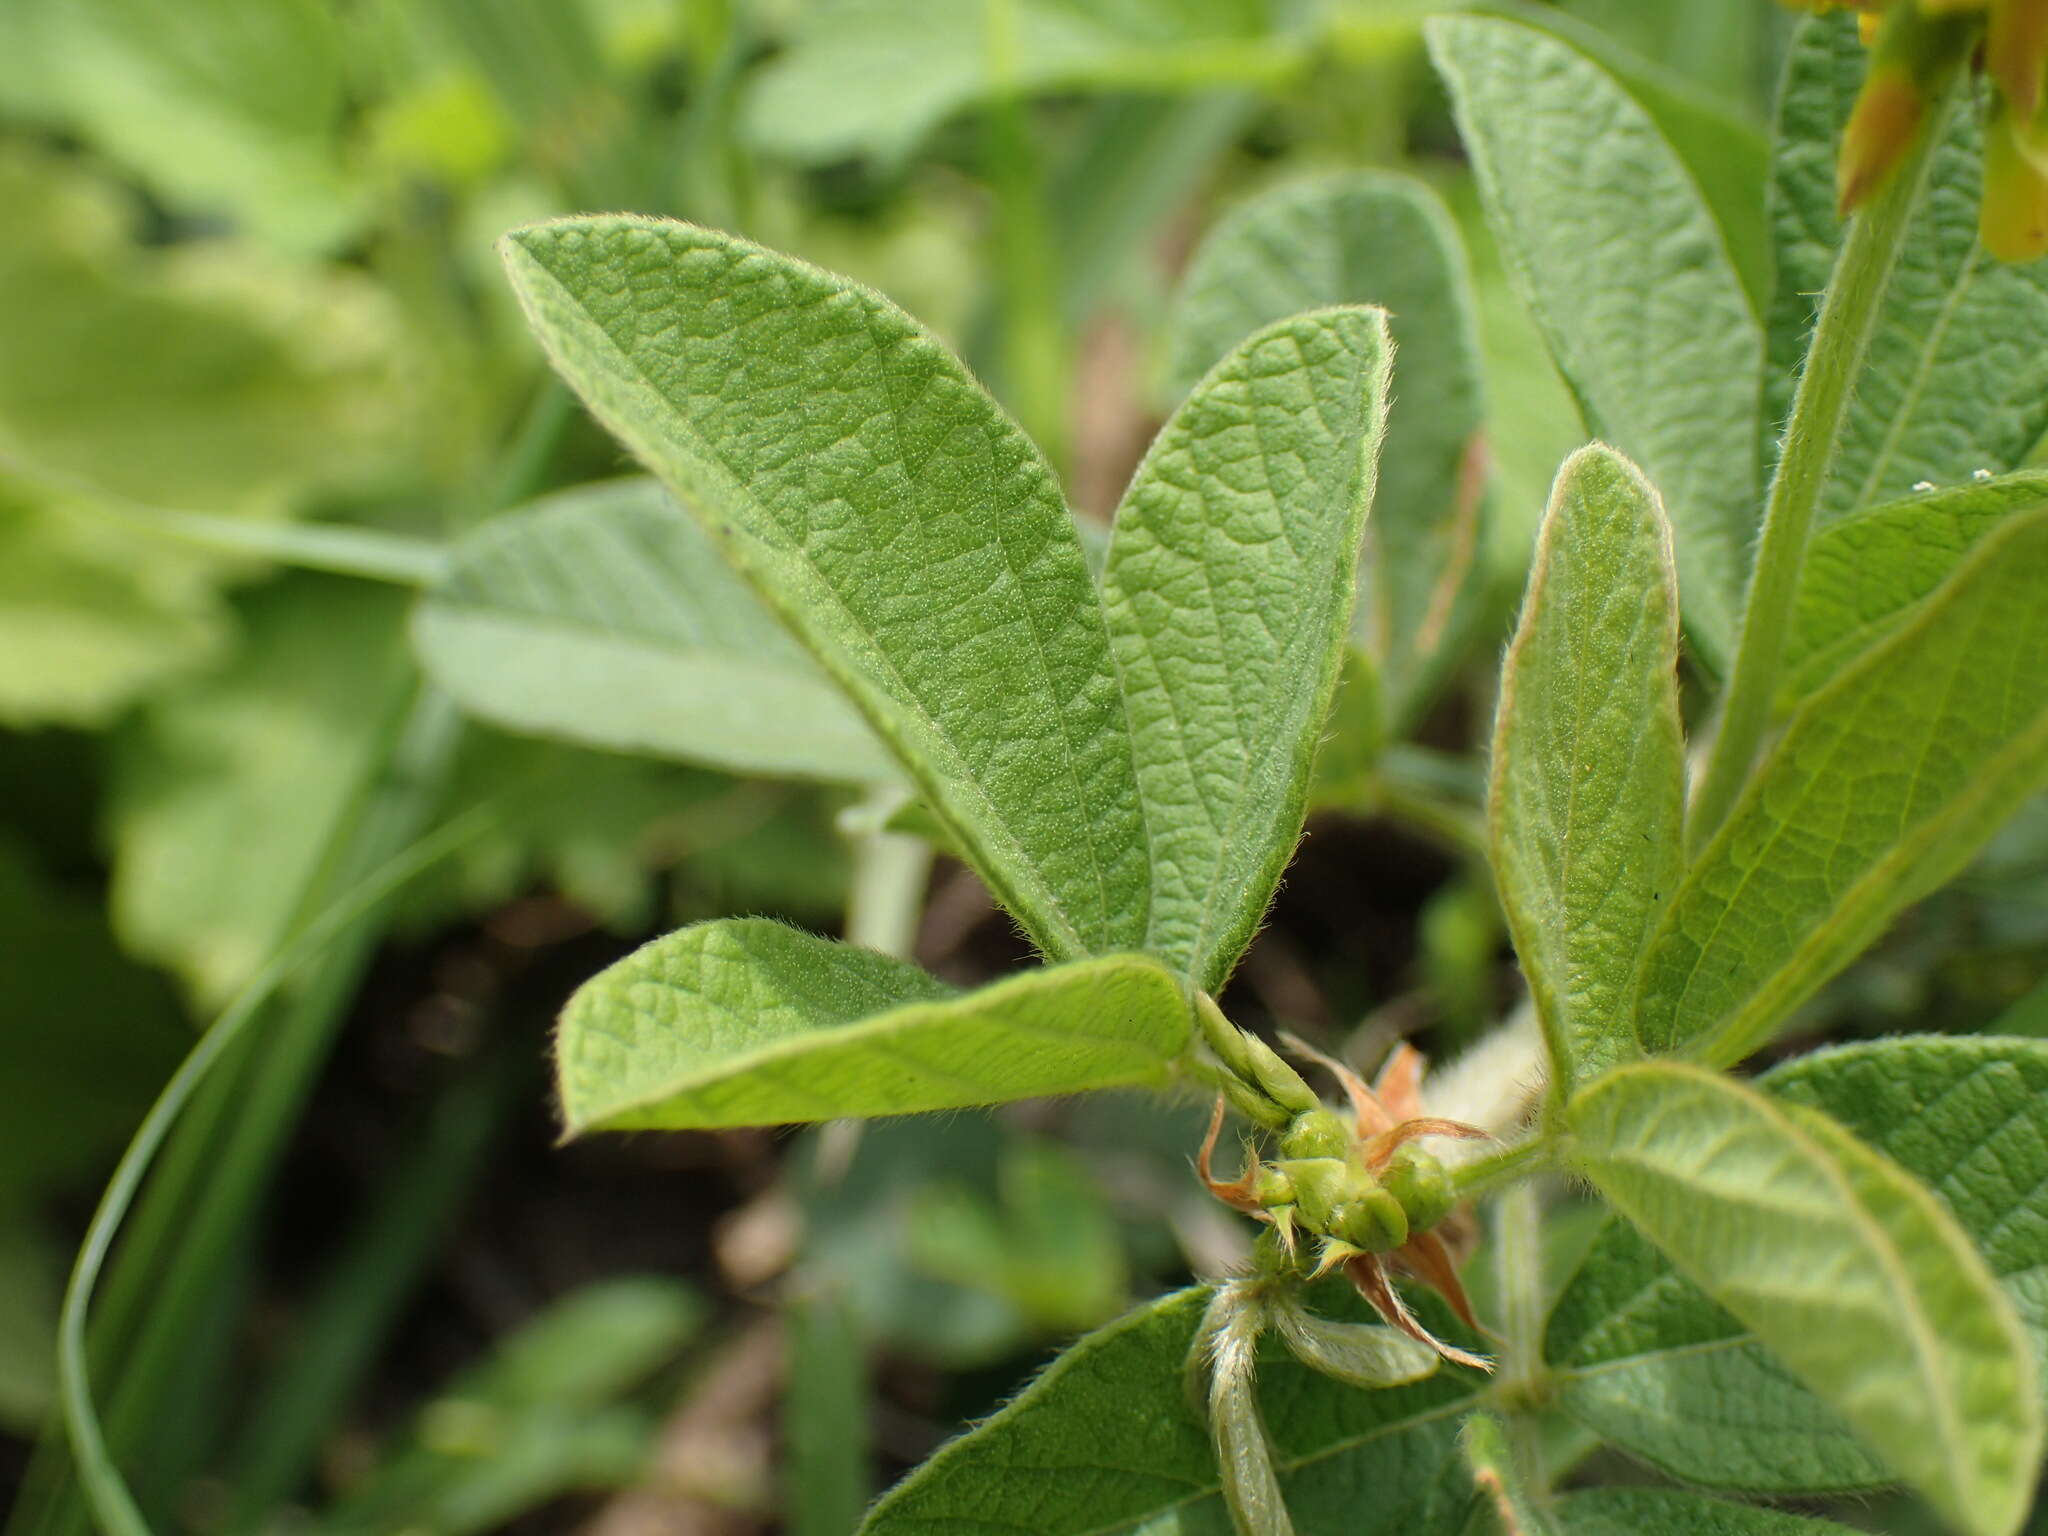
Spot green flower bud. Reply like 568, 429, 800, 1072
1279, 1108, 1352, 1162
1279, 1157, 1408, 1253
1379, 1146, 1455, 1235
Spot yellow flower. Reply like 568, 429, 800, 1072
1785, 0, 2048, 258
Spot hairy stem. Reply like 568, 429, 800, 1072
1688, 69, 1958, 849
1493, 1178, 1553, 1500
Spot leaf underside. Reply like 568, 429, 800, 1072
1632, 507, 2048, 1064
413, 478, 896, 783
1489, 445, 1684, 1094
1567, 1060, 2040, 1536
1427, 13, 1761, 672
555, 920, 1192, 1134
1551, 1037, 2048, 1500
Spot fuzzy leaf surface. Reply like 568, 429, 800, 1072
500, 218, 1147, 963
1779, 470, 2048, 706
1553, 1489, 1859, 1535
556, 921, 1189, 1134
1764, 15, 2048, 522
1633, 508, 2048, 1063
1166, 172, 1485, 719
1427, 14, 1759, 670
1103, 306, 1388, 994
1551, 1038, 2048, 1497
414, 479, 894, 784
861, 1284, 1489, 1536
1488, 446, 1684, 1093
1567, 1061, 2040, 1536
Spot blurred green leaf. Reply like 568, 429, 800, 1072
0, 149, 413, 513
106, 577, 413, 1008
1764, 15, 2048, 523
0, 1223, 61, 1432
1105, 306, 1389, 993
908, 1138, 1127, 1333
0, 476, 228, 729
414, 478, 897, 784
321, 1277, 700, 1536
1489, 446, 1683, 1094
1568, 1061, 2041, 1536
743, 0, 1292, 166
1167, 172, 1485, 721
1634, 507, 2048, 1064
557, 920, 1190, 1134
1551, 1037, 2048, 1497
861, 1283, 1487, 1536
1428, 13, 1762, 672
501, 218, 1148, 963
0, 0, 358, 250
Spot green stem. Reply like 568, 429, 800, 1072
1493, 1179, 1552, 1499
1688, 74, 1956, 850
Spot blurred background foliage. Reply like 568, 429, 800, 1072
1, 1, 2041, 1533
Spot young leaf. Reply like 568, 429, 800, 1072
1103, 306, 1390, 994
500, 218, 1148, 964
1165, 172, 1486, 720
1550, 1037, 2048, 1496
860, 1284, 1488, 1536
1489, 446, 1683, 1094
1764, 15, 2048, 523
1779, 470, 2048, 707
555, 921, 1190, 1135
413, 478, 896, 784
1427, 14, 1761, 672
1634, 507, 2048, 1064
1567, 1061, 2041, 1536
1553, 1489, 1860, 1535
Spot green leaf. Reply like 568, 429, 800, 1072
1553, 1489, 1860, 1535
1764, 15, 2048, 524
907, 1137, 1128, 1333
0, 0, 359, 250
1165, 172, 1486, 721
861, 1284, 1488, 1536
556, 921, 1191, 1134
1779, 470, 2048, 707
320, 1277, 698, 1536
107, 576, 414, 1008
1567, 1061, 2041, 1536
1488, 446, 1684, 1094
1633, 507, 2048, 1064
1104, 306, 1390, 994
414, 478, 896, 784
0, 475, 228, 729
1550, 1037, 2048, 1498
501, 217, 1148, 965
0, 148, 411, 512
742, 0, 1290, 166
1427, 14, 1762, 670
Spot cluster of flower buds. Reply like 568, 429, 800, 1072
1192, 996, 1494, 1370
1789, 0, 2048, 258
